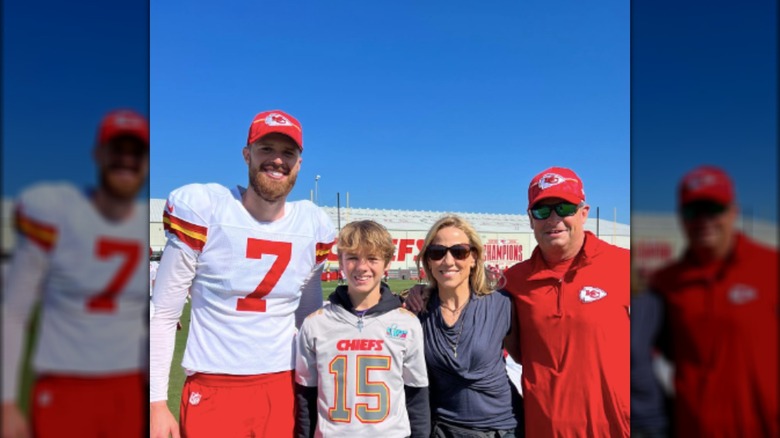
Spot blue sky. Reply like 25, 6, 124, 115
631, 0, 777, 222
148, 0, 631, 223
4, 1, 775, 225
2, 0, 149, 196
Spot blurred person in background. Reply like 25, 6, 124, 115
2, 109, 150, 438
630, 267, 671, 438
648, 165, 778, 437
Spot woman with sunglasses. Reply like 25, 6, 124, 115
415, 215, 523, 438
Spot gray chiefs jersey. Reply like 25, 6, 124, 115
295, 302, 428, 438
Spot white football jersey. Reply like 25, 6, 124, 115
160, 183, 336, 375
4, 183, 149, 376
296, 303, 428, 438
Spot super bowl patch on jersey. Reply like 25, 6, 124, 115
386, 324, 409, 339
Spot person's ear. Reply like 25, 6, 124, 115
243, 146, 250, 165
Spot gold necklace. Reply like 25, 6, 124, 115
448, 316, 466, 358
440, 298, 470, 358
440, 298, 469, 314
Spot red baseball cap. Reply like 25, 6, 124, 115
528, 166, 586, 209
246, 110, 303, 151
97, 109, 149, 147
678, 165, 734, 206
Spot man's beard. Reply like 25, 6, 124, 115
249, 162, 298, 203
100, 169, 145, 200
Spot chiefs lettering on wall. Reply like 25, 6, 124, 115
325, 237, 523, 267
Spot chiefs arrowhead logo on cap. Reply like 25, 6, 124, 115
113, 113, 145, 129
98, 109, 149, 146
678, 165, 734, 206
685, 172, 718, 191
527, 166, 586, 209
265, 113, 291, 126
579, 286, 607, 303
537, 173, 579, 190
247, 109, 303, 150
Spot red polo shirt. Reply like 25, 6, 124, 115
651, 233, 778, 437
504, 231, 630, 437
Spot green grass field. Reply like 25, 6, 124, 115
165, 279, 421, 418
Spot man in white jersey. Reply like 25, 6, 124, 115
149, 110, 337, 438
2, 109, 150, 438
295, 220, 429, 438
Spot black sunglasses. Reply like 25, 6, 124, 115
681, 201, 728, 220
530, 202, 582, 220
426, 244, 473, 261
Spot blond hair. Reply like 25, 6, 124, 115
417, 215, 495, 296
337, 220, 395, 264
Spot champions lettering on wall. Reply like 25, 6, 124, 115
483, 239, 523, 265
323, 237, 523, 269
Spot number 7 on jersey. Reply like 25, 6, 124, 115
236, 238, 292, 312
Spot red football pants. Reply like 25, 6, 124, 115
31, 372, 145, 438
179, 371, 295, 438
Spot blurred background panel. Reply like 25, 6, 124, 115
2, 0, 149, 436
631, 0, 777, 436
2, 0, 150, 250
632, 0, 777, 260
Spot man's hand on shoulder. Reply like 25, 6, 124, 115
401, 284, 429, 314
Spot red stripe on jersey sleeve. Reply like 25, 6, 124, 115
163, 210, 208, 251
14, 206, 58, 252
315, 239, 336, 264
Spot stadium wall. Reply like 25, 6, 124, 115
7, 199, 775, 278
148, 199, 632, 272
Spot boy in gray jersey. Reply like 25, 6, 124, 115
295, 220, 430, 438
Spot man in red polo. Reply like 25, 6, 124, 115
650, 165, 778, 437
503, 166, 630, 437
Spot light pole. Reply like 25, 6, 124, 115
314, 175, 321, 205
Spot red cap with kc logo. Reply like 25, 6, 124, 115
246, 110, 303, 151
678, 165, 734, 206
527, 166, 586, 209
97, 109, 149, 147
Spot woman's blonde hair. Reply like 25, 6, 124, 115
416, 215, 496, 296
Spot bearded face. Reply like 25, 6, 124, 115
248, 156, 299, 202
97, 137, 149, 200
244, 133, 301, 203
